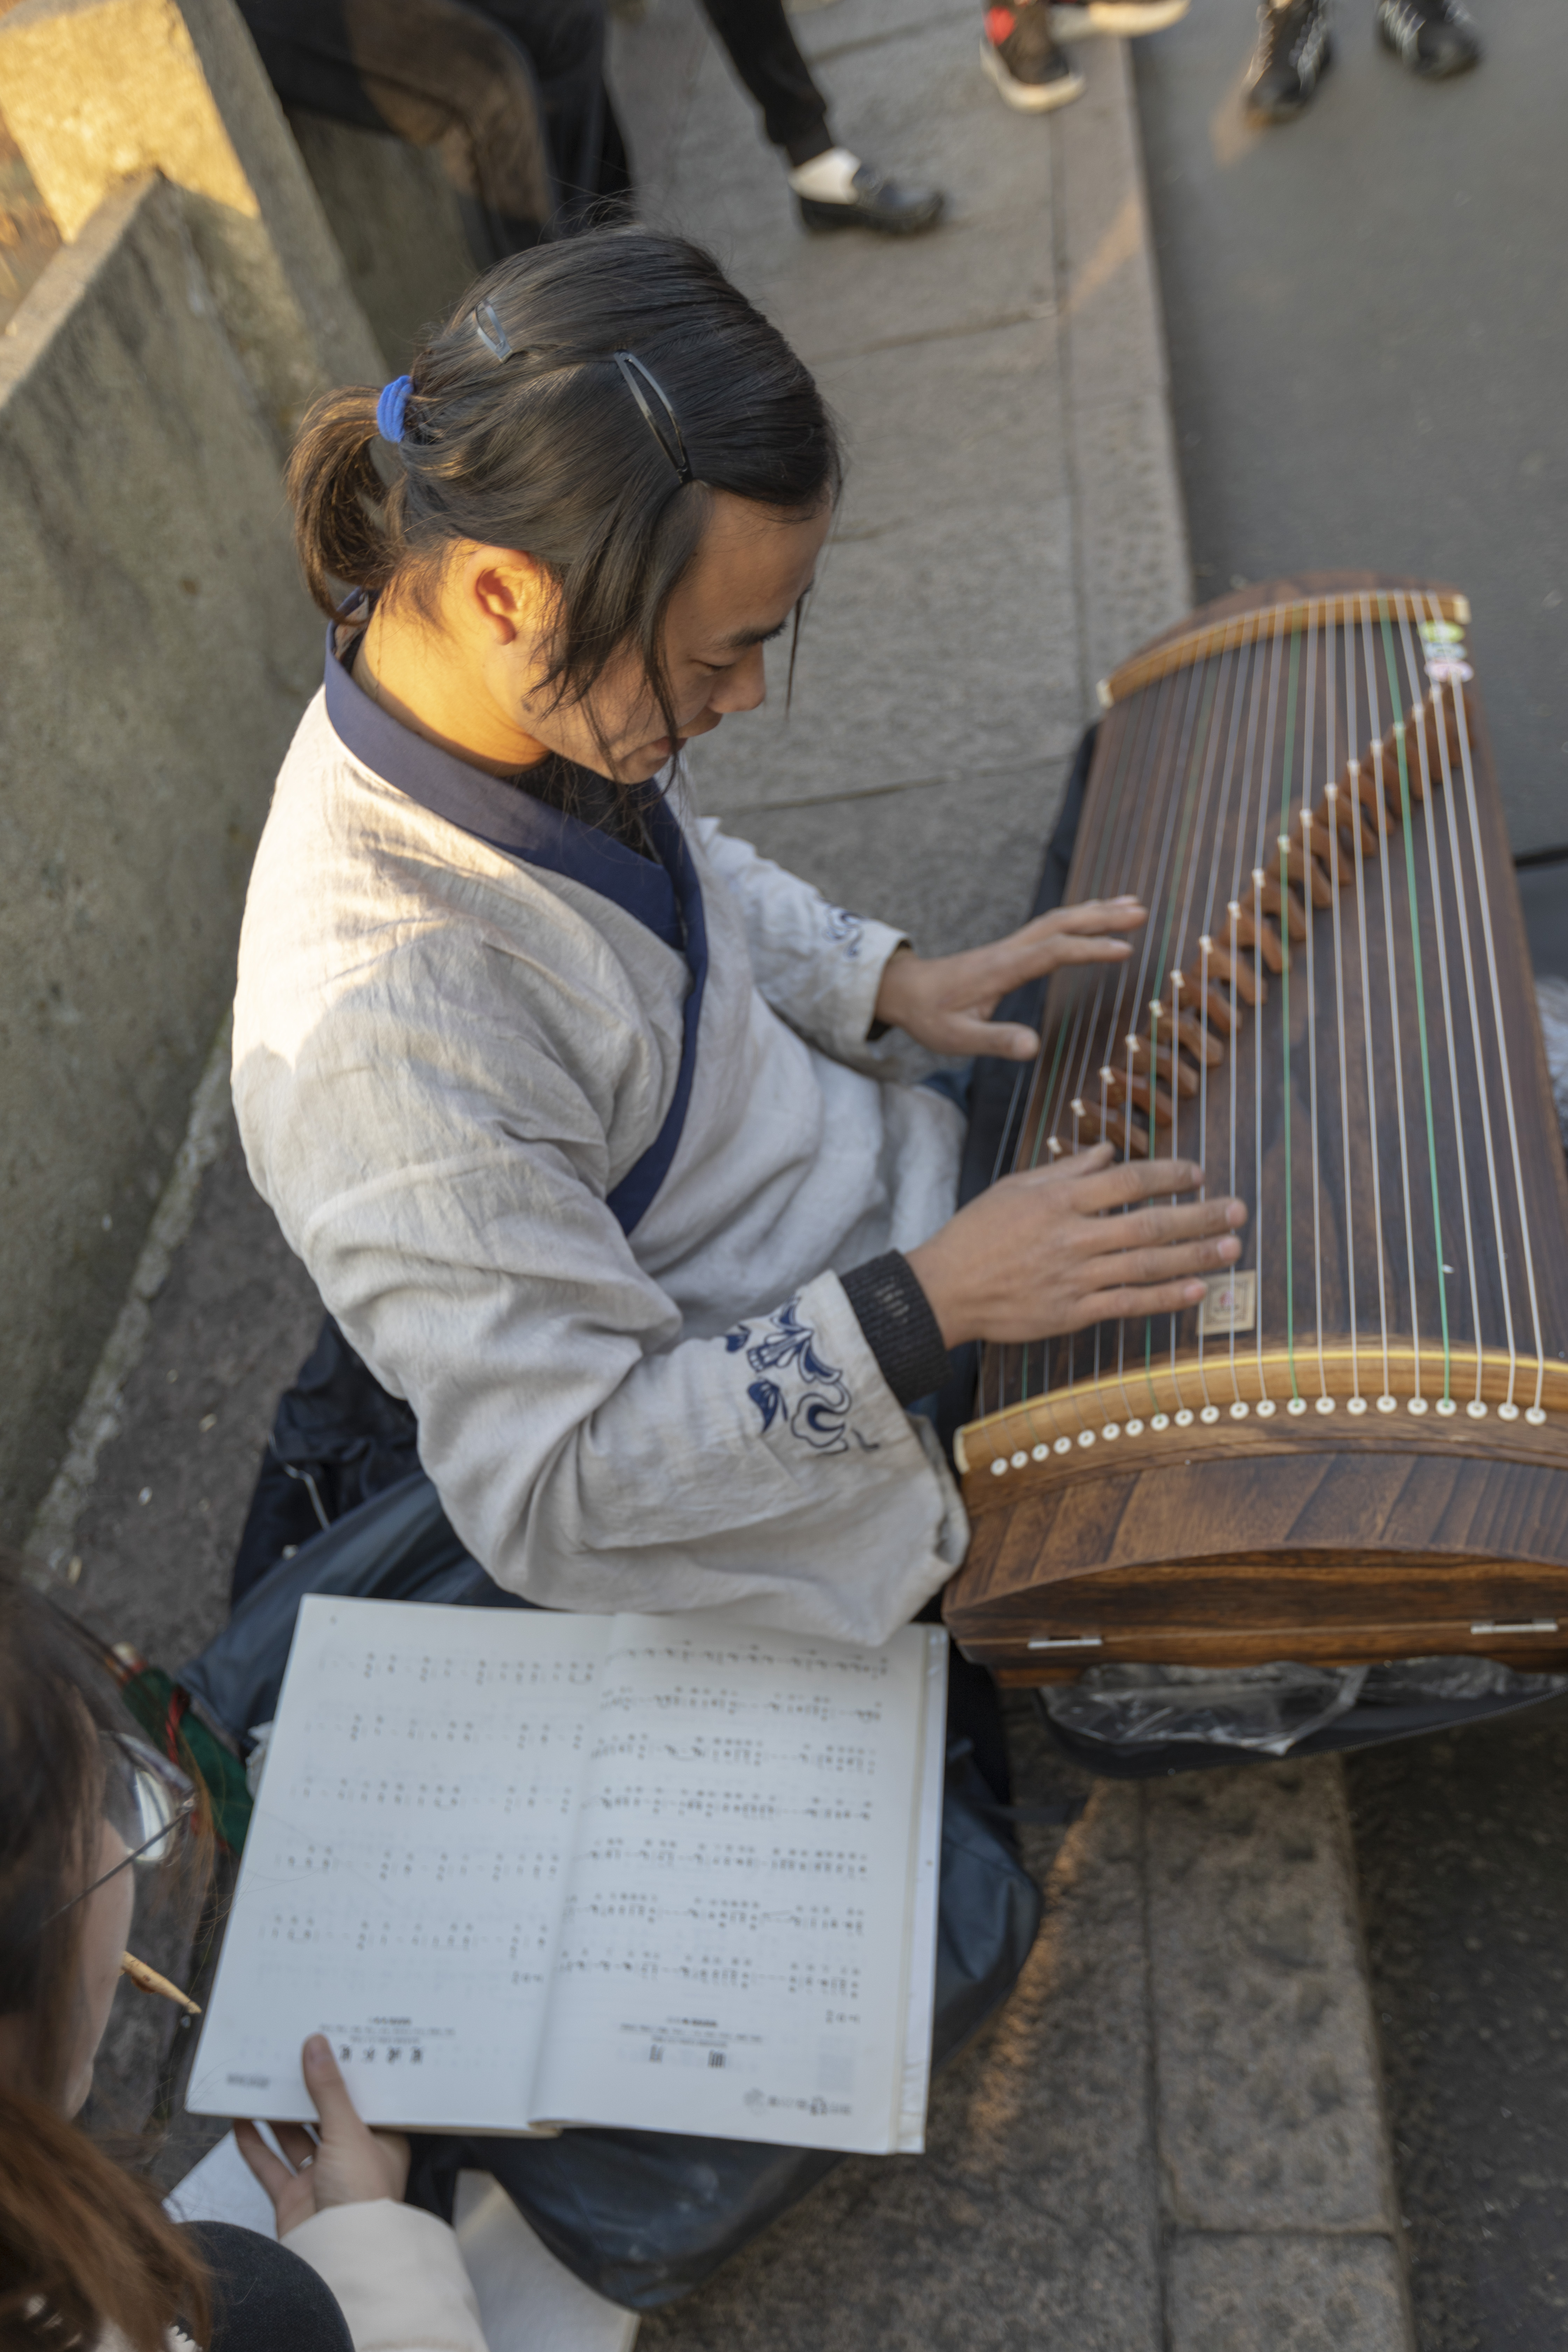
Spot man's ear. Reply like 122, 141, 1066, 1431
466, 547, 554, 645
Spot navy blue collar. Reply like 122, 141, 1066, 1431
322, 626, 684, 953
322, 627, 709, 1236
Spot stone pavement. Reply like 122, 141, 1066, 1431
30, 1, 1413, 2340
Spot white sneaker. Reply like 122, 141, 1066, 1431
1050, 0, 1191, 36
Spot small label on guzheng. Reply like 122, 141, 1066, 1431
1198, 1269, 1256, 1335
1420, 619, 1472, 685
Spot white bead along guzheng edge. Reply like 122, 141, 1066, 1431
956, 1350, 1559, 1479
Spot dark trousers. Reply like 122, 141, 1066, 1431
698, 0, 833, 164
238, 0, 630, 262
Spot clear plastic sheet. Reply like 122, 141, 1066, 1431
1360, 1655, 1568, 1704
1041, 1662, 1367, 1757
1537, 973, 1568, 1145
1041, 1654, 1568, 1757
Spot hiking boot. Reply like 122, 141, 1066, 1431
1376, 0, 1480, 76
1245, 0, 1332, 120
982, 3, 1086, 110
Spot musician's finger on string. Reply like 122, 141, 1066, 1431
906, 1147, 1246, 1348
870, 898, 1148, 1060
1058, 1151, 1245, 1224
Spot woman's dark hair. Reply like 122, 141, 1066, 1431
0, 1561, 210, 2351
287, 227, 842, 760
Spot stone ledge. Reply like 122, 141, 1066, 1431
1166, 2228, 1413, 2352
0, 0, 382, 433
1146, 1758, 1396, 2238
0, 171, 319, 1542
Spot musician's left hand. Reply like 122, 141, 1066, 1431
872, 898, 1147, 1059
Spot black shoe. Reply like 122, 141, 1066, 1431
1245, 0, 1332, 119
795, 163, 946, 237
1376, 0, 1480, 76
981, 3, 1086, 110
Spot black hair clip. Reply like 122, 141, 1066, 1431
473, 301, 513, 362
613, 351, 693, 488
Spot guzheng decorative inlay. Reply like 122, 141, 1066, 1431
942, 574, 1568, 1682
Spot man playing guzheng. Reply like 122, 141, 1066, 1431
232, 230, 1247, 1648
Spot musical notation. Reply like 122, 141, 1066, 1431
191, 1602, 942, 2155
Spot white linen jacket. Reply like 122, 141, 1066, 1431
231, 644, 968, 1646
107, 2201, 486, 2352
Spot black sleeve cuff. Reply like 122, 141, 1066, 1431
840, 1251, 952, 1407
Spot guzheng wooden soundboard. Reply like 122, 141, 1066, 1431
942, 573, 1568, 1682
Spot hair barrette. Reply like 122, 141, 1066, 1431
613, 351, 693, 489
473, 301, 514, 362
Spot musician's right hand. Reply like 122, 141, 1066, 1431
906, 1145, 1247, 1349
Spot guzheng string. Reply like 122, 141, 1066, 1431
1398, 600, 1480, 1412
1438, 596, 1547, 1417
1253, 621, 1286, 1413
1345, 612, 1393, 1409
1151, 648, 1230, 1419
1274, 625, 1300, 1408
1300, 604, 1326, 1409
1194, 617, 1253, 1418
1164, 620, 1245, 1416
1324, 629, 1361, 1408
1419, 588, 1514, 1409
1363, 596, 1424, 1408
1379, 602, 1448, 1408
983, 583, 1551, 1459
1009, 659, 1175, 1418
1130, 648, 1214, 1416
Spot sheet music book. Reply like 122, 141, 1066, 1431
187, 1598, 948, 2156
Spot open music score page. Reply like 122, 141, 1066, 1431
187, 1598, 948, 2157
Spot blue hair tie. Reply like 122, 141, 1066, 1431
376, 375, 413, 445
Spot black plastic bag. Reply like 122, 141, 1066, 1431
230, 1317, 424, 1606
183, 1471, 526, 1740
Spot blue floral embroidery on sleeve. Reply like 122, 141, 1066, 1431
747, 1379, 783, 1432
791, 1390, 848, 1449
724, 1301, 852, 1454
824, 905, 864, 961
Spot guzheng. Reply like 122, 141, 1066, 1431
943, 573, 1568, 1682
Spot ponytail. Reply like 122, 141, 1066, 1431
285, 384, 407, 621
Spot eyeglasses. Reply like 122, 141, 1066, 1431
50, 1733, 200, 1921
102, 1732, 198, 1878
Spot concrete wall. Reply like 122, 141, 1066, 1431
0, 171, 323, 1541
0, 0, 393, 1544
0, 0, 383, 438
285, 110, 476, 372
0, 109, 59, 328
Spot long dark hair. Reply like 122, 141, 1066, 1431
286, 228, 841, 768
0, 1563, 210, 2351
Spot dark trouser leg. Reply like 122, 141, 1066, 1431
464, 0, 632, 230
697, 0, 833, 163
238, 0, 626, 260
